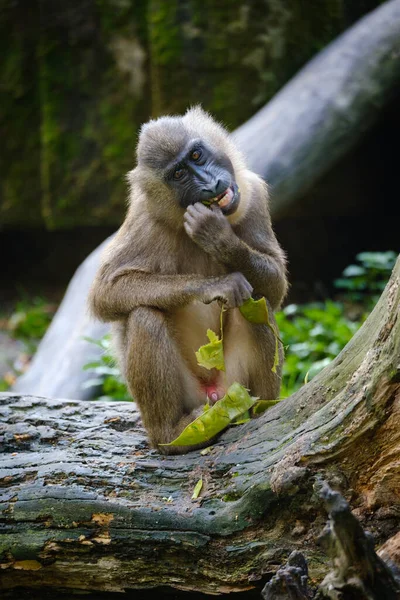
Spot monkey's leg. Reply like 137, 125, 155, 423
223, 309, 283, 401
124, 307, 211, 455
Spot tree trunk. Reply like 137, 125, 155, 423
235, 0, 400, 219
1, 257, 400, 595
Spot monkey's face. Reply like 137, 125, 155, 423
165, 139, 241, 216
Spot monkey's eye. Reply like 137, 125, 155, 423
191, 149, 202, 161
173, 168, 185, 180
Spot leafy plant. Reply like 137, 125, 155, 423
6, 297, 56, 349
0, 295, 57, 390
276, 301, 360, 397
334, 251, 396, 306
277, 250, 396, 397
83, 335, 131, 402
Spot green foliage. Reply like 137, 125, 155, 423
6, 297, 55, 350
0, 295, 57, 390
277, 251, 396, 397
276, 301, 360, 397
334, 251, 397, 306
83, 335, 131, 402
195, 329, 225, 371
239, 296, 281, 372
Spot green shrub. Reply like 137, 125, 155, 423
334, 251, 396, 307
0, 296, 57, 390
7, 297, 56, 347
83, 335, 131, 402
276, 251, 396, 397
276, 301, 361, 397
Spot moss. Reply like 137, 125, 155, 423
222, 492, 242, 502
0, 0, 384, 228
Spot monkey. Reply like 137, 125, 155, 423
89, 106, 288, 454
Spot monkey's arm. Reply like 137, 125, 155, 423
217, 236, 287, 310
89, 267, 252, 322
184, 204, 287, 310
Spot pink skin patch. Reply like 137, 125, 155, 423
201, 382, 225, 404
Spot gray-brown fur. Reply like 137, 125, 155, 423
89, 107, 288, 454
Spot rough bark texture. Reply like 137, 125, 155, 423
1, 257, 400, 595
314, 484, 400, 599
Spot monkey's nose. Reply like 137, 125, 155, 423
201, 179, 226, 198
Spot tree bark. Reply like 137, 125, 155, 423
1, 257, 400, 595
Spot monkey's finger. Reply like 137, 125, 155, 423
210, 203, 223, 215
192, 202, 209, 214
183, 222, 194, 237
243, 280, 254, 295
186, 203, 206, 217
183, 211, 196, 227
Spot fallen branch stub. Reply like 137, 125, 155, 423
261, 551, 312, 599
1, 257, 400, 594
315, 483, 400, 599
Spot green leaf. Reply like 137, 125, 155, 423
251, 399, 281, 416
195, 329, 225, 371
239, 296, 270, 324
231, 410, 251, 425
161, 383, 258, 447
239, 297, 282, 372
191, 479, 203, 499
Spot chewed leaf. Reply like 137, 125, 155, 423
161, 383, 258, 446
239, 296, 270, 324
206, 329, 219, 344
239, 297, 283, 372
195, 329, 225, 371
251, 399, 281, 416
192, 479, 203, 499
231, 410, 251, 425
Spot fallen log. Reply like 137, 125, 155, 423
1, 256, 399, 595
234, 0, 400, 218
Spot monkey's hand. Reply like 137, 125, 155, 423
200, 272, 253, 308
184, 202, 233, 254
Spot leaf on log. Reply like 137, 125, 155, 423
161, 382, 258, 446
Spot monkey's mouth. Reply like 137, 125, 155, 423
211, 184, 240, 215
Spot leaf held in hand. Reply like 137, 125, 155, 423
161, 383, 258, 447
192, 479, 203, 499
239, 297, 282, 373
195, 329, 225, 371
